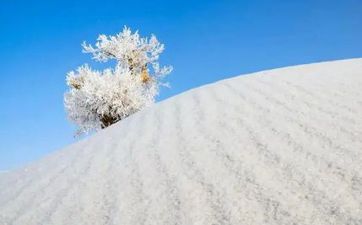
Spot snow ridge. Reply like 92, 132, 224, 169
1, 58, 362, 225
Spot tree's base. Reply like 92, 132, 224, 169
100, 115, 121, 129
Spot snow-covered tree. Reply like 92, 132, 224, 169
64, 27, 172, 134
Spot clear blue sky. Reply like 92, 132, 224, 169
1, 0, 361, 170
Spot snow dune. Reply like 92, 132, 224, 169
1, 58, 362, 225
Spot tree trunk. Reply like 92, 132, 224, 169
100, 114, 120, 129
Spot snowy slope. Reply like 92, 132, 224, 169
1, 59, 362, 225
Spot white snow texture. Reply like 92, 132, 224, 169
1, 58, 362, 225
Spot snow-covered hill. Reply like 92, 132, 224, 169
1, 59, 362, 225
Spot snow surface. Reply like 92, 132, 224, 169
1, 58, 362, 225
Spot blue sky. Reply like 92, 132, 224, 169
1, 0, 361, 170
